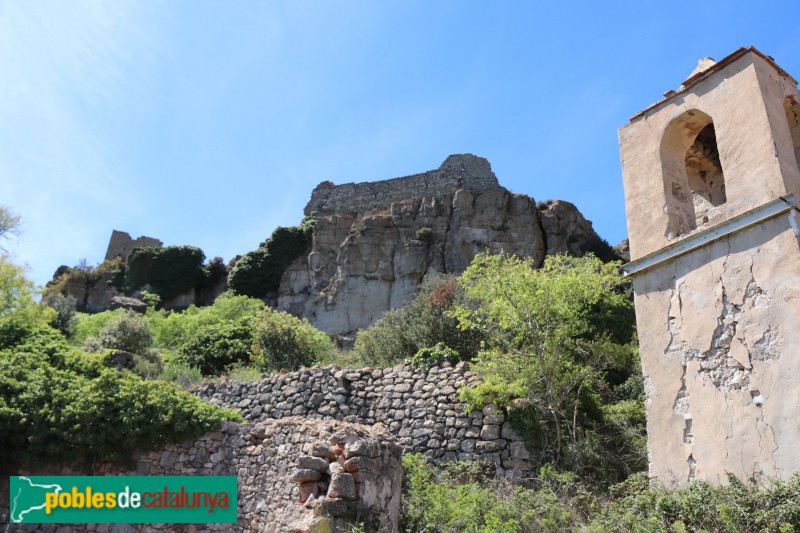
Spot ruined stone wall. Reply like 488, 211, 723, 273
304, 154, 500, 216
104, 230, 163, 261
3, 418, 402, 533
194, 361, 531, 477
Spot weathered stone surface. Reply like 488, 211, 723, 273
3, 417, 402, 533
327, 473, 356, 500
291, 469, 323, 483
108, 295, 147, 314
105, 230, 162, 262
190, 362, 529, 477
298, 456, 331, 472
279, 154, 607, 336
619, 47, 800, 487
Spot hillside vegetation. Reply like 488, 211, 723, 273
5, 204, 800, 530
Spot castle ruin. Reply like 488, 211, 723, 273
104, 230, 163, 262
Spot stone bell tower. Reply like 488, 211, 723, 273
619, 47, 800, 487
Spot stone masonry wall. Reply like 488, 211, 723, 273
194, 361, 532, 478
3, 418, 402, 533
303, 154, 499, 216
104, 230, 163, 262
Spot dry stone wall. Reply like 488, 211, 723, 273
194, 361, 532, 477
3, 418, 402, 533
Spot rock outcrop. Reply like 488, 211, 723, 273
279, 154, 613, 336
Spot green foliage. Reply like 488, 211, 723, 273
0, 205, 20, 243
0, 323, 241, 466
0, 255, 49, 328
123, 245, 206, 302
147, 292, 264, 350
251, 307, 334, 372
227, 213, 316, 298
73, 309, 124, 347
400, 456, 800, 532
175, 317, 254, 375
225, 362, 263, 381
353, 275, 485, 367
401, 453, 577, 533
415, 226, 434, 243
160, 362, 204, 388
589, 472, 800, 533
42, 291, 77, 337
455, 253, 638, 477
412, 342, 461, 369
95, 310, 162, 378
99, 310, 154, 354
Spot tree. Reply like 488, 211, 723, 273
354, 274, 485, 367
454, 253, 637, 465
0, 205, 20, 242
250, 307, 334, 371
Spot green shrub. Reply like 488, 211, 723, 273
251, 308, 333, 372
147, 292, 264, 350
0, 327, 241, 466
123, 245, 206, 302
225, 362, 262, 381
159, 362, 204, 388
72, 309, 124, 347
412, 342, 461, 369
401, 453, 576, 533
175, 317, 254, 375
415, 226, 434, 243
97, 310, 162, 377
42, 292, 77, 337
227, 214, 316, 298
589, 472, 800, 532
354, 275, 485, 367
99, 310, 154, 354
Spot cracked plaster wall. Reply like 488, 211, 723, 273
633, 213, 800, 487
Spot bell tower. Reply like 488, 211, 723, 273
619, 47, 800, 486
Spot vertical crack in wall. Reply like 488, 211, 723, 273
687, 454, 697, 482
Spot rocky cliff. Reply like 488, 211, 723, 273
278, 154, 614, 337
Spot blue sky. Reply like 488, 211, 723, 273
2, 1, 798, 286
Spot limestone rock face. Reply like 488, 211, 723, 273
279, 155, 609, 336
538, 200, 613, 259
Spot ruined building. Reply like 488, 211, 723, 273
104, 230, 162, 261
279, 153, 613, 336
619, 47, 800, 486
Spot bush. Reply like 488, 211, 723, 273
353, 275, 485, 367
42, 292, 77, 337
96, 310, 162, 377
0, 325, 241, 466
147, 292, 264, 350
99, 310, 154, 354
401, 453, 577, 532
123, 245, 206, 302
251, 308, 333, 372
227, 214, 316, 298
160, 362, 204, 388
175, 317, 254, 375
412, 342, 461, 369
72, 309, 124, 347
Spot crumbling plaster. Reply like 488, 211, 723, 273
619, 52, 800, 260
634, 213, 800, 487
